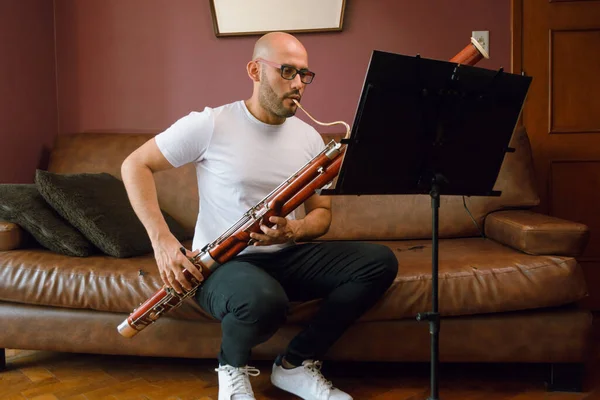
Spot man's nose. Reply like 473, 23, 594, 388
290, 74, 304, 90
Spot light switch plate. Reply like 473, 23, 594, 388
472, 30, 489, 56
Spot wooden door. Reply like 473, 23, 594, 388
515, 0, 600, 309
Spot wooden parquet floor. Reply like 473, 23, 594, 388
2, 349, 600, 400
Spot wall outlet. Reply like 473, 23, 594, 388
472, 30, 489, 56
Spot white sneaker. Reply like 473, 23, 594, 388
270, 356, 353, 400
215, 364, 260, 400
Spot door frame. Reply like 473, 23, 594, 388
511, 0, 523, 76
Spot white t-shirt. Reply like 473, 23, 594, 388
155, 100, 326, 255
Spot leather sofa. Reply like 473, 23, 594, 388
0, 126, 591, 387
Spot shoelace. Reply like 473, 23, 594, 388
303, 360, 334, 395
216, 365, 260, 395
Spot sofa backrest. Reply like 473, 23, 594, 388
47, 125, 539, 242
312, 125, 540, 240
47, 133, 199, 237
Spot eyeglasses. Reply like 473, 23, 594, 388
255, 58, 315, 84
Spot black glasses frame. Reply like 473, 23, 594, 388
256, 58, 316, 84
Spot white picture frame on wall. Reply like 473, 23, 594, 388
209, 0, 346, 37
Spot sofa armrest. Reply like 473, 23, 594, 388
0, 221, 25, 251
484, 210, 590, 257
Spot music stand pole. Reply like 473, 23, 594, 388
417, 177, 441, 400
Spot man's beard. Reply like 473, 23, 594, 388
258, 72, 299, 119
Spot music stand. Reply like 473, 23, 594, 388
320, 50, 532, 400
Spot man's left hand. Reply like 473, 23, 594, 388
249, 216, 298, 246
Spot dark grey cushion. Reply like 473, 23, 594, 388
0, 184, 96, 256
35, 170, 191, 258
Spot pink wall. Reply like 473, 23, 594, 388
0, 0, 58, 183
0, 0, 509, 184
54, 0, 510, 135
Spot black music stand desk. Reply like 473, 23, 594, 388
320, 50, 532, 400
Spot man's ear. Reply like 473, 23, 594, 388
247, 61, 261, 82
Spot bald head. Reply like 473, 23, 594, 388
252, 32, 308, 63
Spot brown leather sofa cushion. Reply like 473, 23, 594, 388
0, 184, 96, 256
0, 238, 587, 323
0, 221, 24, 251
484, 210, 590, 257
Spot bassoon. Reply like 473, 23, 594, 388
118, 37, 489, 338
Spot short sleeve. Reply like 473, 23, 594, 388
154, 108, 215, 168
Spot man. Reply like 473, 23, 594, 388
121, 31, 398, 400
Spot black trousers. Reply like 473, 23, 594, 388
194, 241, 399, 367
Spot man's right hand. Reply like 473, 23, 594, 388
152, 234, 204, 294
